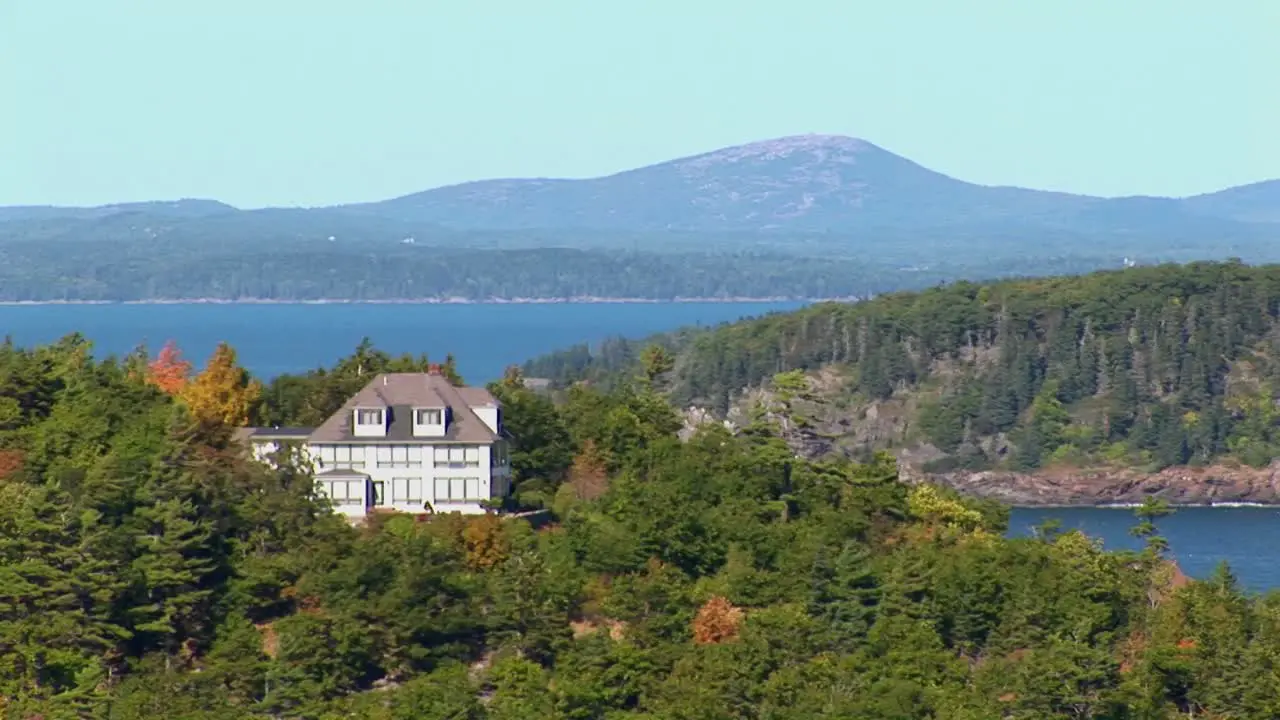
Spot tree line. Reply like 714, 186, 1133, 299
524, 260, 1280, 473
5, 333, 1280, 717
0, 225, 1152, 302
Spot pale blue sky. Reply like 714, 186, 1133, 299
2, 0, 1275, 208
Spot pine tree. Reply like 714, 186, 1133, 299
0, 484, 123, 695
488, 549, 572, 664
127, 495, 217, 667
566, 439, 610, 502
807, 541, 879, 649
639, 344, 675, 387
441, 353, 465, 385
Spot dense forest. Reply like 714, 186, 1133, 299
8, 333, 1280, 717
0, 215, 1166, 301
524, 260, 1280, 474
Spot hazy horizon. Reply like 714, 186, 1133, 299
4, 0, 1274, 208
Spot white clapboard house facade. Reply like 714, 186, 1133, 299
236, 368, 512, 519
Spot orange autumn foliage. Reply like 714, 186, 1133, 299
692, 595, 744, 645
146, 340, 192, 395
0, 449, 24, 480
462, 514, 510, 570
255, 622, 280, 659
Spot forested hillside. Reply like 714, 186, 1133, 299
526, 260, 1280, 476
9, 334, 1280, 717
0, 231, 1141, 302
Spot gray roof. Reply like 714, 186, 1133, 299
240, 426, 315, 440
308, 372, 501, 444
315, 467, 369, 478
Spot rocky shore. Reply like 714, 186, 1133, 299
686, 397, 1280, 508
902, 461, 1280, 507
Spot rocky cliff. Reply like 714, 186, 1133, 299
900, 462, 1280, 507
679, 369, 1280, 507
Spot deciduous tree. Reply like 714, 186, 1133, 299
180, 342, 262, 426
146, 340, 191, 395
692, 595, 743, 645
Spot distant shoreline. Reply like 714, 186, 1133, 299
0, 296, 854, 307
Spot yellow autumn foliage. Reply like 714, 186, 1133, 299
906, 484, 984, 533
462, 514, 510, 570
180, 342, 262, 427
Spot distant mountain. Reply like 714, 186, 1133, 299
0, 198, 237, 224
1, 135, 1277, 302
1183, 180, 1280, 224
359, 134, 1280, 233
5, 135, 1277, 238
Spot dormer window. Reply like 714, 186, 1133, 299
356, 408, 384, 426
412, 406, 447, 437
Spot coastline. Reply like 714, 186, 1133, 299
0, 295, 855, 307
918, 462, 1280, 509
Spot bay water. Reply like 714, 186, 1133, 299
0, 301, 803, 383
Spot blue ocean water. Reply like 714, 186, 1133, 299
0, 301, 804, 383
1009, 506, 1280, 591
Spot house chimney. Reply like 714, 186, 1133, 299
427, 363, 441, 376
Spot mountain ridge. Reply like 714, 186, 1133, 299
365, 134, 1278, 232
3, 134, 1278, 303
4, 135, 1277, 234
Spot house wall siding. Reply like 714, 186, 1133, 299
290, 441, 509, 516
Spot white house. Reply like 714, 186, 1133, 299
236, 368, 512, 519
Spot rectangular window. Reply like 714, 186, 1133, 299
317, 445, 336, 468
416, 408, 443, 425
434, 478, 451, 501
356, 408, 384, 425
392, 477, 423, 504
464, 477, 480, 500
434, 445, 480, 468
372, 445, 421, 469
329, 444, 364, 469
450, 477, 465, 501
346, 480, 365, 505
